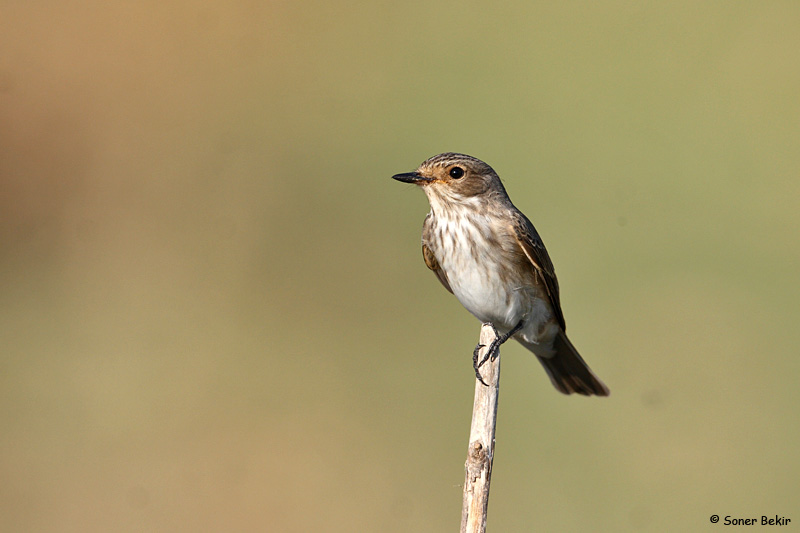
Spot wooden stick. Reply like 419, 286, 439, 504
460, 324, 501, 533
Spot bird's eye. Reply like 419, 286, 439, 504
449, 167, 465, 179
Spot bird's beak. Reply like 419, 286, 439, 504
392, 172, 433, 184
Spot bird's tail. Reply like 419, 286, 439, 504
523, 330, 610, 396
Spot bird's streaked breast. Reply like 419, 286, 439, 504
425, 210, 540, 330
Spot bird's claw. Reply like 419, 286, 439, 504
471, 321, 524, 387
472, 343, 489, 386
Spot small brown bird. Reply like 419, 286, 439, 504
393, 153, 609, 396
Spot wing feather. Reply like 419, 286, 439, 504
511, 213, 566, 330
422, 243, 453, 294
421, 213, 453, 294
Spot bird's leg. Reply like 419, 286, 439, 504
472, 320, 524, 386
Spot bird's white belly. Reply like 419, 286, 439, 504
448, 261, 520, 328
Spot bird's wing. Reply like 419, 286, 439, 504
421, 214, 453, 294
511, 212, 566, 330
422, 243, 453, 294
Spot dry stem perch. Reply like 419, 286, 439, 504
461, 324, 502, 533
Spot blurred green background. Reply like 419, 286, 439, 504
1, 2, 798, 531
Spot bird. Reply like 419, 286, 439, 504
392, 153, 609, 396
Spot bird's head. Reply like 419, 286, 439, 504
392, 153, 508, 210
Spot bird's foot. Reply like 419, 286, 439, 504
472, 340, 491, 386
476, 323, 503, 367
472, 321, 524, 386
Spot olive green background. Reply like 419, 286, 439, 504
2, 2, 798, 531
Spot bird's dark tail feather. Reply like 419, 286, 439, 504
535, 331, 610, 397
